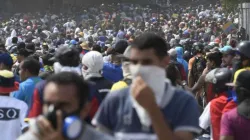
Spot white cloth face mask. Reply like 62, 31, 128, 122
129, 64, 166, 127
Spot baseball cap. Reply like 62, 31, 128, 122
226, 69, 250, 91
117, 46, 132, 60
227, 70, 250, 118
219, 45, 235, 55
110, 40, 128, 55
70, 40, 77, 45
0, 70, 19, 93
50, 46, 80, 67
0, 53, 13, 67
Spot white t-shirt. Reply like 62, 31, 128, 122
199, 102, 213, 140
0, 96, 28, 140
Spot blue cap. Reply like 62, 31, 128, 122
219, 46, 233, 53
0, 53, 13, 67
70, 40, 77, 45
183, 30, 189, 35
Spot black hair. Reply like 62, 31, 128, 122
12, 37, 18, 44
0, 43, 6, 52
92, 45, 102, 53
166, 62, 180, 86
17, 42, 26, 50
206, 52, 222, 68
17, 48, 30, 57
42, 53, 54, 66
28, 53, 40, 61
45, 72, 89, 108
132, 32, 168, 59
21, 57, 40, 76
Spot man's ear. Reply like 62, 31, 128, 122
80, 102, 91, 120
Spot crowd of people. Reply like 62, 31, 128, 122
0, 1, 250, 140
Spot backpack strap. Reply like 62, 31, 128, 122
123, 78, 132, 86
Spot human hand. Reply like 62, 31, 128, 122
131, 76, 158, 113
36, 111, 65, 140
202, 67, 209, 75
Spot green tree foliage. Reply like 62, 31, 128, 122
221, 0, 240, 12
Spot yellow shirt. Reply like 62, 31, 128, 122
111, 81, 128, 91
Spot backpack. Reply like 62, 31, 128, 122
191, 56, 206, 83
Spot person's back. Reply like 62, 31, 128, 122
175, 46, 188, 78
221, 108, 250, 140
0, 96, 28, 140
11, 58, 42, 111
0, 70, 28, 140
12, 76, 42, 111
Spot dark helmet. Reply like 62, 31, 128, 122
183, 50, 192, 62
206, 68, 232, 93
192, 42, 204, 54
236, 41, 250, 59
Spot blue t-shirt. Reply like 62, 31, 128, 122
11, 77, 42, 112
93, 82, 200, 140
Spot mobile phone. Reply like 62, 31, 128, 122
45, 105, 57, 129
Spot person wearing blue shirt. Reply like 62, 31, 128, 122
176, 46, 189, 79
12, 57, 42, 112
93, 33, 200, 140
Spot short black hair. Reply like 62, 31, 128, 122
92, 45, 102, 53
12, 37, 18, 44
17, 48, 30, 57
45, 72, 89, 108
17, 42, 26, 50
207, 52, 222, 67
131, 32, 168, 59
21, 57, 40, 76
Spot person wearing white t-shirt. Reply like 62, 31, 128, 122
0, 70, 28, 140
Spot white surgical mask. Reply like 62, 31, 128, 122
129, 64, 166, 127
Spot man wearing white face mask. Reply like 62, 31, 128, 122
92, 33, 200, 140
82, 51, 113, 122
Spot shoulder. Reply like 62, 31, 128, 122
111, 81, 128, 91
223, 108, 238, 119
172, 89, 196, 104
1, 96, 28, 109
106, 87, 129, 102
189, 57, 195, 63
84, 124, 115, 140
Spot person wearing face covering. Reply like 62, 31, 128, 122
111, 46, 133, 91
81, 51, 113, 121
92, 33, 200, 140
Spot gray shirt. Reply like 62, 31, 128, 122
18, 123, 115, 140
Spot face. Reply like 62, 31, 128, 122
43, 82, 88, 119
222, 54, 234, 66
19, 62, 28, 81
130, 48, 169, 68
206, 59, 214, 69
